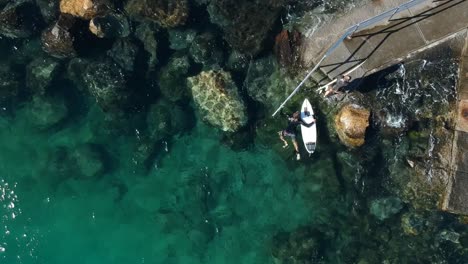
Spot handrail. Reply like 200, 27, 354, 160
271, 0, 429, 117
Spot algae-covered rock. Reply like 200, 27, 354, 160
59, 0, 110, 20
207, 0, 284, 56
334, 104, 370, 147
26, 57, 60, 95
370, 197, 403, 221
187, 70, 247, 132
157, 54, 191, 102
401, 212, 426, 236
0, 0, 43, 38
41, 15, 77, 59
125, 0, 188, 28
89, 13, 130, 38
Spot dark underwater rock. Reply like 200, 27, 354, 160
26, 57, 60, 95
0, 0, 43, 38
89, 12, 130, 38
66, 57, 89, 90
107, 38, 139, 72
41, 15, 77, 59
168, 28, 196, 51
272, 226, 326, 264
59, 0, 111, 20
70, 143, 108, 178
189, 32, 224, 69
125, 0, 188, 28
226, 50, 249, 73
36, 0, 60, 24
0, 64, 20, 101
207, 0, 284, 56
146, 99, 190, 142
135, 22, 158, 73
157, 53, 191, 102
82, 59, 131, 112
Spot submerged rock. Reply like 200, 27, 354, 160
0, 0, 43, 38
82, 60, 130, 111
207, 0, 284, 56
107, 38, 139, 72
189, 32, 224, 69
168, 28, 197, 51
25, 95, 68, 129
370, 197, 403, 221
125, 0, 188, 28
59, 0, 110, 20
36, 0, 59, 24
135, 22, 158, 72
272, 226, 325, 264
70, 143, 107, 178
89, 13, 130, 38
157, 53, 191, 102
146, 100, 190, 142
334, 104, 370, 147
0, 64, 20, 101
41, 15, 77, 59
187, 70, 247, 132
26, 57, 60, 95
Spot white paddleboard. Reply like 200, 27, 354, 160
300, 98, 317, 154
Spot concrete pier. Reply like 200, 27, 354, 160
301, 0, 468, 81
442, 31, 468, 215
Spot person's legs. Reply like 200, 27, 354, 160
324, 85, 334, 97
292, 139, 301, 160
278, 131, 288, 148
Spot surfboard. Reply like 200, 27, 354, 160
300, 98, 317, 154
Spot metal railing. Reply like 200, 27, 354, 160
272, 0, 431, 116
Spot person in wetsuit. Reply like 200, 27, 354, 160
278, 111, 314, 160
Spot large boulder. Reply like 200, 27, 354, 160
26, 57, 60, 95
59, 0, 111, 20
125, 0, 188, 28
207, 0, 284, 56
157, 53, 191, 102
89, 12, 130, 38
82, 60, 131, 112
334, 104, 370, 147
0, 0, 43, 38
41, 15, 77, 59
25, 95, 68, 129
187, 70, 247, 132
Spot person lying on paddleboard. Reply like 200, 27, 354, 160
324, 75, 352, 97
278, 111, 315, 160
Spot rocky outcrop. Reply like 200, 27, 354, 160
26, 57, 60, 95
89, 13, 130, 38
125, 0, 188, 28
189, 32, 224, 69
207, 0, 284, 56
334, 104, 370, 147
274, 30, 302, 69
41, 15, 77, 59
0, 0, 43, 38
187, 70, 247, 132
106, 38, 139, 72
59, 0, 110, 20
